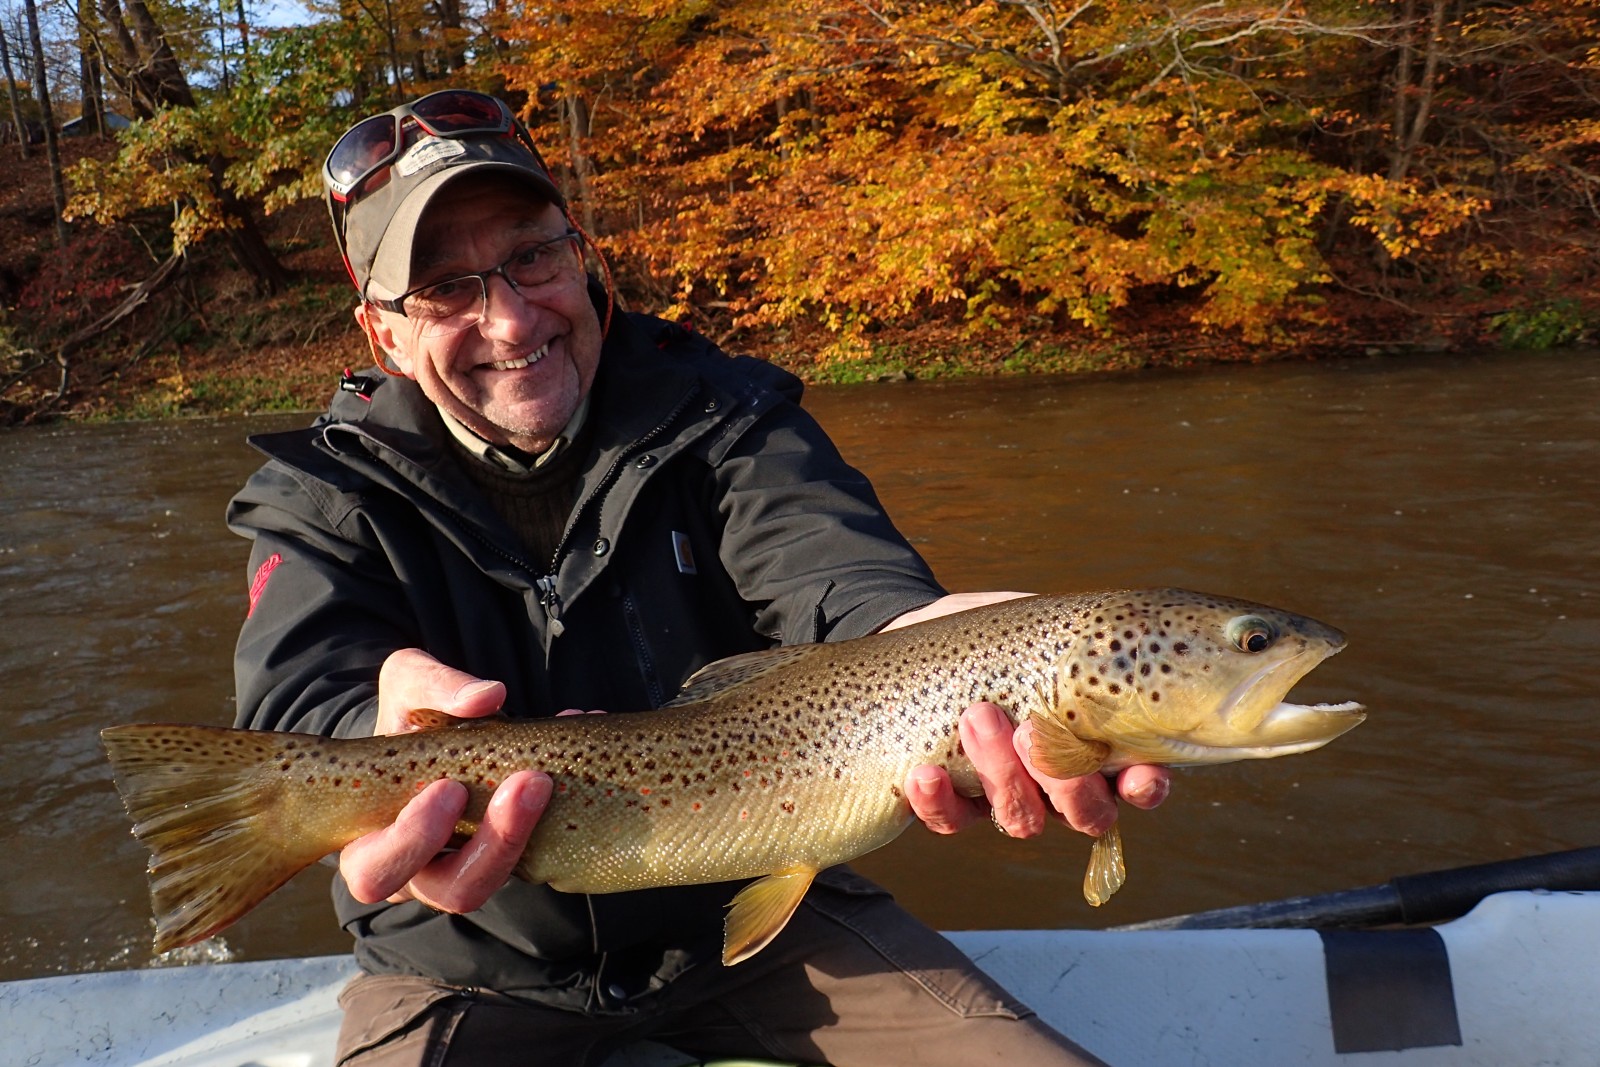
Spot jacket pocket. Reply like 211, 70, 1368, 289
334, 972, 470, 1065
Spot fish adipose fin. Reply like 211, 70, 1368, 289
100, 723, 342, 954
723, 864, 818, 965
1025, 710, 1111, 780
666, 645, 830, 706
1083, 822, 1127, 906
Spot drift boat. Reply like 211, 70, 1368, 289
6, 880, 1600, 1067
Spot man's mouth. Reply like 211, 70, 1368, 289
489, 342, 549, 372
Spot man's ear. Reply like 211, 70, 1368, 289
354, 303, 413, 377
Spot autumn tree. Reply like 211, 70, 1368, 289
500, 0, 1504, 359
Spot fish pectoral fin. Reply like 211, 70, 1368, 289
1025, 712, 1111, 780
665, 645, 829, 706
723, 865, 818, 966
1083, 822, 1127, 907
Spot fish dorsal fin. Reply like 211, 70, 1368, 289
664, 644, 829, 706
399, 708, 506, 732
723, 864, 818, 965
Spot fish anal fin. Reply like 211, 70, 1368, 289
1026, 711, 1111, 780
1083, 822, 1127, 907
666, 645, 829, 706
723, 865, 818, 966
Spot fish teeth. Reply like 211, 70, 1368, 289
490, 343, 548, 372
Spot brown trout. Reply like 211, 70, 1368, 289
102, 588, 1363, 964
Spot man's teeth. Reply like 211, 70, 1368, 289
490, 344, 548, 372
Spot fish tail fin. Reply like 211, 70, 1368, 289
101, 723, 338, 954
1083, 821, 1127, 907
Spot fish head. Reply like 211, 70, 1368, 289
1051, 589, 1365, 769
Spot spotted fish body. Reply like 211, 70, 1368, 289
102, 588, 1364, 963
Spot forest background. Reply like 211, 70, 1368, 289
0, 0, 1596, 423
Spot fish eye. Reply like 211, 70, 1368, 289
1227, 615, 1277, 654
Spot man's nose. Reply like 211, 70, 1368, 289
476, 272, 538, 337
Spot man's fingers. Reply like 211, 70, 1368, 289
905, 766, 985, 835
1013, 722, 1171, 835
340, 779, 468, 904
407, 771, 552, 913
376, 649, 506, 735
1114, 764, 1171, 809
962, 703, 1048, 837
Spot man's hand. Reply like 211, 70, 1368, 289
338, 649, 552, 913
887, 593, 1171, 840
906, 702, 1169, 837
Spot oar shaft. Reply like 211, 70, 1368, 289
1113, 845, 1600, 931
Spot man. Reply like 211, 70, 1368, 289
229, 90, 1169, 1066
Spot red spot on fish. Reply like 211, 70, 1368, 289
639, 787, 651, 795
692, 802, 702, 811
247, 553, 283, 617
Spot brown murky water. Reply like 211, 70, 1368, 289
2, 348, 1596, 981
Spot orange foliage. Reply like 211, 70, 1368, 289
499, 0, 1586, 361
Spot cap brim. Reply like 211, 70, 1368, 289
365, 163, 564, 298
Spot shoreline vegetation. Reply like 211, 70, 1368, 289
1, 2, 1596, 425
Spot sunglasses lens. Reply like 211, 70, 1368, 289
412, 91, 507, 133
328, 115, 398, 189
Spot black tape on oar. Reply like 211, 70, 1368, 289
1320, 928, 1462, 1054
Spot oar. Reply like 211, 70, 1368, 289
1112, 845, 1600, 931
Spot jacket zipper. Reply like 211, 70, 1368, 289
534, 385, 706, 638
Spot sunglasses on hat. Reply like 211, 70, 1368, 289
323, 90, 550, 201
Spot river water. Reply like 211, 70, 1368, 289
1, 348, 1596, 982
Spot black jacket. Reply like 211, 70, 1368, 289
227, 306, 943, 1009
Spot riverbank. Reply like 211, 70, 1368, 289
2, 140, 1592, 425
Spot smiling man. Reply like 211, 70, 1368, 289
227, 90, 1167, 1066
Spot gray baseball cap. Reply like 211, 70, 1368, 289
332, 113, 565, 299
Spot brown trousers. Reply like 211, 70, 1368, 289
334, 887, 1109, 1067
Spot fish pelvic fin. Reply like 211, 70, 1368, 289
722, 864, 818, 966
1026, 709, 1111, 780
100, 723, 337, 954
1083, 822, 1127, 907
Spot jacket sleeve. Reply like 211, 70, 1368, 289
705, 370, 945, 644
226, 459, 416, 739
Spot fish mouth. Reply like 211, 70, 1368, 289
1105, 698, 1365, 769
1215, 645, 1365, 749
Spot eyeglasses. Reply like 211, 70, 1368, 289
366, 230, 584, 336
323, 90, 547, 201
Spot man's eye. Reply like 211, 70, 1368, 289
427, 279, 468, 298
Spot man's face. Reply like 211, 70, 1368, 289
358, 176, 602, 454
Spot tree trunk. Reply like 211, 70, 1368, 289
208, 153, 292, 293
78, 0, 106, 136
564, 92, 597, 237
1389, 0, 1447, 182
22, 0, 68, 246
0, 22, 30, 159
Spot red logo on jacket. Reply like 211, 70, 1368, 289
247, 553, 283, 617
